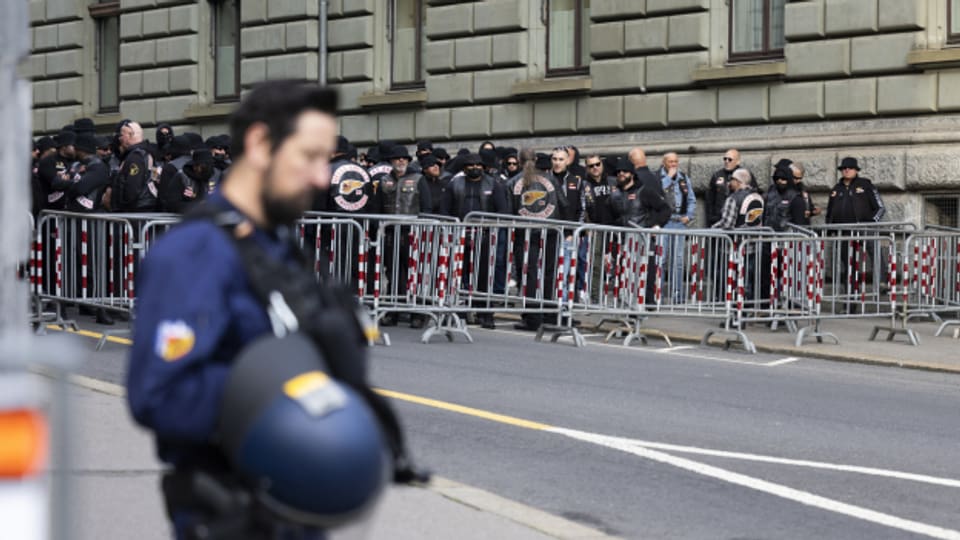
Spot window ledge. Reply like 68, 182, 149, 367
92, 112, 125, 130
357, 90, 427, 108
511, 77, 592, 97
182, 102, 237, 121
907, 48, 960, 69
692, 61, 787, 84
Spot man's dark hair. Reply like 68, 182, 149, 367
228, 80, 338, 159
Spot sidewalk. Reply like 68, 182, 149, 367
578, 314, 960, 373
56, 374, 615, 540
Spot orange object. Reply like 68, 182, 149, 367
0, 409, 48, 478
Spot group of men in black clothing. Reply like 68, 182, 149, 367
30, 118, 234, 324
30, 119, 887, 328
31, 118, 233, 219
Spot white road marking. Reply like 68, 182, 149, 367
552, 427, 960, 540
657, 345, 696, 353
766, 357, 801, 367
586, 436, 960, 489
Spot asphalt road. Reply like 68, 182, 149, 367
66, 320, 960, 540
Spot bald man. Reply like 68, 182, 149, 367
704, 149, 758, 227
627, 147, 670, 226
112, 121, 159, 211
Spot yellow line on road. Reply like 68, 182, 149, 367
375, 388, 552, 431
46, 325, 553, 432
47, 324, 133, 345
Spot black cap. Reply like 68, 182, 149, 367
73, 118, 96, 136
191, 149, 214, 166
535, 153, 551, 170
346, 143, 357, 161
614, 158, 636, 175
433, 147, 450, 160
838, 157, 860, 171
95, 136, 112, 149
461, 153, 483, 167
56, 130, 76, 147
457, 148, 470, 157
416, 140, 433, 152
773, 163, 793, 181
74, 134, 97, 154
377, 139, 397, 158
479, 148, 498, 169
183, 132, 205, 150
366, 146, 380, 163
383, 145, 411, 160
168, 135, 192, 157
36, 136, 56, 154
419, 155, 439, 169
774, 158, 793, 170
336, 135, 351, 156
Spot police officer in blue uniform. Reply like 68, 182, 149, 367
126, 80, 426, 539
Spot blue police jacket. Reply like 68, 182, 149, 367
126, 191, 298, 466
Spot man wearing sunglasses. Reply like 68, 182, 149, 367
705, 149, 757, 228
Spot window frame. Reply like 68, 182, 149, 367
211, 0, 241, 102
949, 0, 960, 45
389, 0, 426, 91
727, 0, 785, 63
545, 0, 590, 77
89, 2, 121, 113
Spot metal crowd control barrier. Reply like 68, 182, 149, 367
900, 226, 960, 340
803, 223, 916, 344
31, 211, 139, 336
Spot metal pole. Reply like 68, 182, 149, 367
319, 0, 329, 84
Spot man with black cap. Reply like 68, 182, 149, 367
62, 133, 115, 324
419, 154, 447, 215
320, 135, 377, 214
415, 140, 433, 160
207, 134, 232, 173
36, 130, 76, 211
155, 123, 174, 155
158, 149, 216, 213
157, 135, 194, 212
610, 157, 671, 228
379, 145, 431, 328
826, 157, 885, 224
440, 153, 509, 329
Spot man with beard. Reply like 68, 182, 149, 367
127, 81, 425, 540
378, 145, 431, 328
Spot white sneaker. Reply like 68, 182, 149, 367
578, 290, 591, 304
508, 278, 517, 291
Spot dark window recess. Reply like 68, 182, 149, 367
546, 0, 591, 76
950, 0, 960, 45
213, 0, 240, 100
390, 0, 426, 89
92, 7, 120, 112
729, 0, 785, 62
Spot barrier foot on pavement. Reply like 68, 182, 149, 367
869, 325, 920, 346
701, 327, 757, 354
421, 313, 472, 344
599, 317, 672, 348
538, 324, 586, 348
794, 320, 841, 347
934, 320, 960, 338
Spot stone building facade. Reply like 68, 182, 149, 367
26, 0, 960, 225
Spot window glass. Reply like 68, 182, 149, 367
215, 0, 239, 99
98, 16, 119, 111
392, 0, 419, 85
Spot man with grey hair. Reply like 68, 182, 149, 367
110, 120, 158, 212
712, 168, 763, 230
659, 152, 697, 303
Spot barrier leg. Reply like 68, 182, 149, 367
794, 319, 840, 347
934, 320, 960, 337
421, 312, 472, 344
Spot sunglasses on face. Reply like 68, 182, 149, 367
722, 157, 734, 162
587, 162, 603, 168
505, 161, 518, 166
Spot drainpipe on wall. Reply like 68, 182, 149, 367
319, 0, 328, 85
